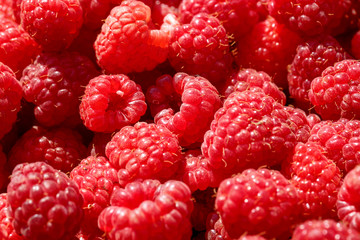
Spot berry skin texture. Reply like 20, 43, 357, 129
80, 74, 147, 133
152, 73, 221, 146
105, 122, 182, 186
168, 13, 233, 84
206, 212, 231, 240
20, 0, 83, 51
308, 60, 360, 120
20, 51, 99, 127
8, 126, 87, 173
79, 0, 114, 30
0, 0, 16, 20
98, 179, 193, 240
7, 162, 84, 240
215, 168, 300, 239
0, 193, 24, 240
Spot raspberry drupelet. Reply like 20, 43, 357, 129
0, 0, 16, 20
0, 193, 23, 240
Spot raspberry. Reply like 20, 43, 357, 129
288, 35, 351, 110
7, 162, 84, 240
0, 193, 23, 240
0, 145, 9, 191
87, 132, 113, 157
70, 156, 119, 232
68, 27, 100, 64
168, 13, 233, 85
152, 73, 221, 146
0, 62, 23, 140
98, 179, 193, 240
268, 0, 350, 36
80, 74, 147, 133
308, 59, 360, 120
215, 168, 300, 239
292, 219, 360, 240
351, 30, 360, 59
20, 0, 83, 51
105, 121, 182, 186
8, 126, 87, 173
289, 142, 342, 220
235, 17, 302, 89
0, 0, 15, 20
79, 0, 114, 30
20, 51, 99, 127
331, 0, 360, 36
206, 212, 231, 240
94, 0, 178, 74
222, 68, 286, 104
191, 188, 215, 231
74, 228, 104, 240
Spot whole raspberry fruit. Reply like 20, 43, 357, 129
105, 121, 182, 186
0, 193, 23, 240
20, 0, 83, 51
168, 13, 233, 84
98, 179, 193, 240
80, 74, 147, 133
20, 51, 99, 127
7, 162, 84, 240
215, 168, 300, 239
8, 126, 87, 173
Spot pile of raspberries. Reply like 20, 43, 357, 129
3, 0, 360, 239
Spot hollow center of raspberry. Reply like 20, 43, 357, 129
107, 90, 127, 111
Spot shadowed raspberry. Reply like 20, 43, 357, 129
87, 132, 113, 157
191, 188, 215, 231
351, 30, 360, 59
79, 0, 114, 30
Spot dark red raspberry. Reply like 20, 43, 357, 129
288, 35, 351, 110
215, 168, 300, 239
292, 219, 360, 240
168, 13, 233, 85
20, 0, 83, 51
235, 17, 302, 89
206, 212, 231, 240
151, 73, 221, 146
68, 27, 100, 64
268, 0, 350, 36
0, 62, 22, 140
331, 0, 360, 36
8, 126, 87, 173
98, 179, 193, 240
351, 30, 360, 59
87, 132, 113, 157
80, 74, 147, 133
70, 156, 119, 233
20, 51, 99, 127
94, 0, 178, 74
191, 188, 215, 231
7, 162, 84, 240
79, 0, 114, 30
0, 0, 15, 20
105, 121, 182, 186
308, 59, 360, 120
0, 145, 9, 191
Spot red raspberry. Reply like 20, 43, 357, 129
206, 212, 231, 240
168, 13, 233, 85
288, 35, 351, 110
351, 30, 360, 59
8, 126, 87, 173
94, 0, 178, 74
308, 59, 360, 120
0, 145, 9, 191
87, 132, 113, 157
215, 168, 300, 239
0, 62, 22, 140
7, 162, 84, 240
79, 0, 114, 30
268, 0, 350, 36
20, 0, 83, 51
74, 228, 104, 240
20, 51, 99, 127
222, 68, 286, 104
151, 73, 221, 146
191, 188, 215, 231
98, 179, 193, 240
289, 142, 342, 220
70, 156, 119, 232
292, 219, 360, 240
0, 193, 24, 240
235, 17, 302, 89
105, 122, 182, 186
80, 74, 147, 133
0, 0, 15, 20
331, 0, 360, 36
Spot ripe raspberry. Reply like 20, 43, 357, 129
8, 126, 87, 173
206, 212, 231, 240
152, 73, 221, 146
98, 179, 193, 240
0, 145, 9, 191
292, 219, 360, 240
80, 74, 147, 133
0, 62, 22, 140
95, 0, 178, 74
0, 0, 15, 20
7, 162, 84, 240
222, 68, 286, 104
331, 0, 360, 36
168, 13, 233, 85
20, 0, 83, 51
79, 0, 114, 30
87, 132, 113, 157
74, 228, 104, 240
235, 17, 302, 89
202, 89, 311, 175
288, 35, 351, 110
191, 188, 215, 231
289, 142, 342, 220
70, 156, 119, 232
215, 168, 300, 239
308, 59, 360, 120
105, 121, 182, 186
268, 0, 350, 36
0, 193, 23, 240
20, 51, 99, 127
351, 30, 360, 59
68, 27, 100, 64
